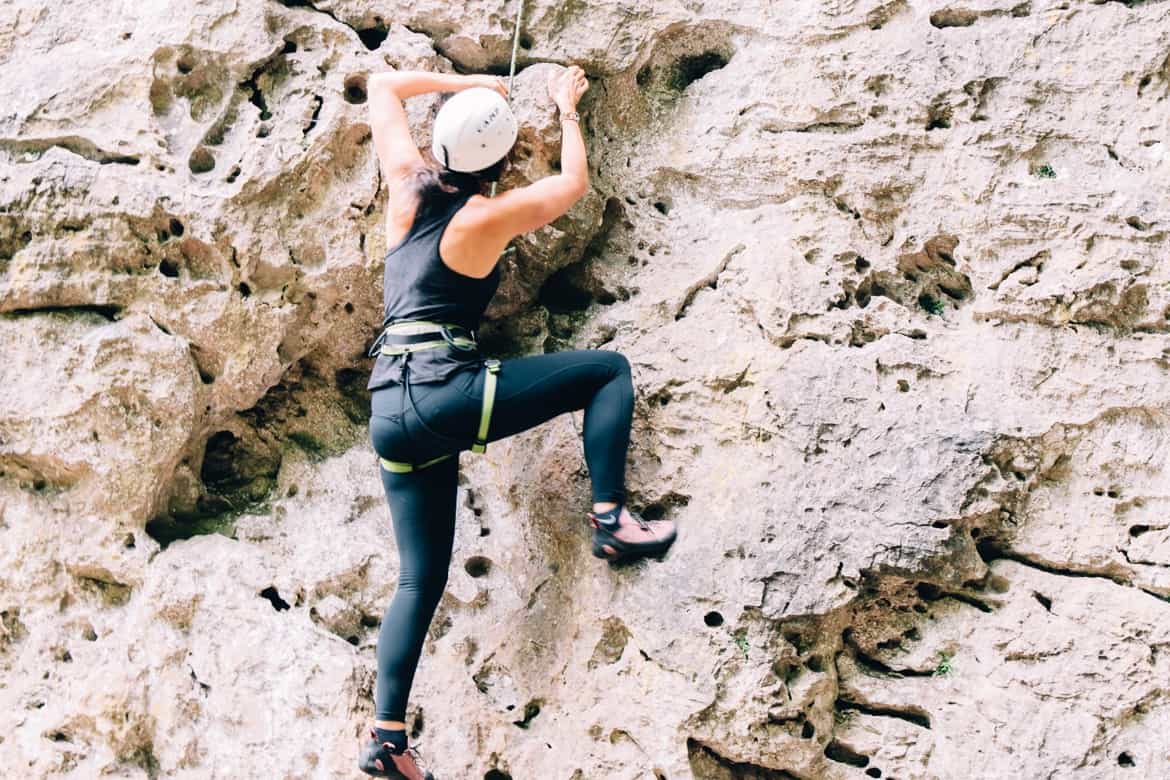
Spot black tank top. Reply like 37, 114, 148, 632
366, 193, 501, 391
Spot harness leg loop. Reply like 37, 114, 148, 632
471, 359, 501, 454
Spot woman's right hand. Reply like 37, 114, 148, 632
548, 65, 589, 114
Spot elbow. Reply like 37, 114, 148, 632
565, 174, 589, 202
369, 71, 405, 97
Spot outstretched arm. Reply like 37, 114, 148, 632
459, 66, 591, 255
367, 71, 507, 182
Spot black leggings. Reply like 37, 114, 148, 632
367, 348, 633, 720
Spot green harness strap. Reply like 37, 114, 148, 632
378, 358, 502, 473
471, 358, 500, 453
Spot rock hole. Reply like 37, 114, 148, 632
124, 533, 136, 549
520, 34, 533, 49
357, 26, 389, 50
282, 39, 297, 54
866, 769, 882, 778
801, 721, 815, 739
176, 55, 195, 74
653, 200, 671, 216
925, 105, 952, 130
259, 586, 290, 611
169, 218, 184, 237
480, 527, 491, 536
304, 94, 324, 135
188, 146, 215, 174
410, 709, 425, 739
825, 740, 869, 767
344, 74, 368, 104
1118, 752, 1135, 767
1033, 592, 1052, 611
669, 51, 730, 91
931, 520, 948, 529
465, 556, 492, 578
703, 611, 724, 627
915, 582, 943, 601
239, 282, 252, 297
804, 655, 824, 673
538, 264, 593, 313
1129, 525, 1150, 538
512, 699, 542, 729
642, 503, 666, 521
344, 302, 354, 313
484, 771, 512, 780
159, 258, 180, 277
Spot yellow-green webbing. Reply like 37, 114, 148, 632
378, 358, 502, 472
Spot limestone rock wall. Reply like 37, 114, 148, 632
1, 1, 1168, 778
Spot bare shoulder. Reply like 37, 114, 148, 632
440, 195, 511, 278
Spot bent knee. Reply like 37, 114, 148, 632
597, 349, 630, 376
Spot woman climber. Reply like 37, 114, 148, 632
357, 66, 678, 779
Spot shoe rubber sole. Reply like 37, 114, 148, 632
591, 531, 677, 562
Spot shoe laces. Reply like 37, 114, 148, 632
631, 512, 650, 531
374, 732, 425, 764
400, 740, 426, 765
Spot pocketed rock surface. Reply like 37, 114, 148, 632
2, 1, 1168, 778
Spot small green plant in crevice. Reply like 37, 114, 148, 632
933, 651, 954, 677
1033, 163, 1056, 179
919, 294, 946, 316
733, 633, 750, 660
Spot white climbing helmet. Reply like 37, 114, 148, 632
431, 87, 518, 173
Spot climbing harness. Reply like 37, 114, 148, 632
371, 319, 502, 474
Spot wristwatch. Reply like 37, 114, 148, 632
561, 111, 580, 123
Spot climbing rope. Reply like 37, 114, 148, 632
491, 0, 526, 198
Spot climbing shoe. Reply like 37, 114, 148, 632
358, 728, 434, 780
588, 504, 677, 562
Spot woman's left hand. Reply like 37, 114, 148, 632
465, 74, 508, 97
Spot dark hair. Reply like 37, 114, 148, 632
411, 150, 509, 220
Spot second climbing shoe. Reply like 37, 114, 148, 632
357, 728, 434, 780
588, 504, 677, 562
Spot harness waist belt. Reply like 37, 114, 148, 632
371, 320, 477, 357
